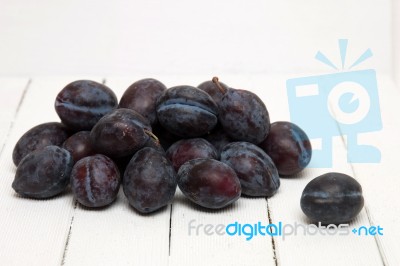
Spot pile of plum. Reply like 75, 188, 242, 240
11, 78, 363, 223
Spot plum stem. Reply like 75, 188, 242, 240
212, 77, 227, 94
144, 129, 160, 143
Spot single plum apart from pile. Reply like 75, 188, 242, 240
259, 121, 312, 176
70, 154, 121, 208
55, 80, 118, 131
123, 147, 177, 213
221, 142, 280, 197
178, 158, 241, 209
12, 146, 73, 199
300, 172, 364, 224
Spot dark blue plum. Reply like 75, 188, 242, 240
259, 121, 312, 176
123, 147, 177, 213
203, 124, 233, 157
152, 123, 181, 151
70, 154, 121, 208
55, 80, 118, 131
12, 146, 73, 199
143, 135, 165, 154
166, 138, 218, 172
156, 86, 218, 137
197, 80, 228, 105
90, 108, 151, 158
113, 137, 164, 177
221, 142, 280, 197
12, 122, 70, 166
213, 78, 270, 144
119, 78, 167, 125
178, 158, 241, 209
62, 131, 95, 163
300, 172, 364, 224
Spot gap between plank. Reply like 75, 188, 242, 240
61, 200, 78, 265
364, 205, 388, 266
330, 101, 388, 266
0, 79, 31, 158
266, 198, 279, 266
168, 204, 173, 256
60, 78, 107, 265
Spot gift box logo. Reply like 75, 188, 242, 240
287, 39, 382, 167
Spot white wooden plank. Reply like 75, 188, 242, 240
61, 78, 171, 266
0, 78, 30, 153
169, 190, 276, 266
62, 190, 172, 266
0, 77, 102, 265
340, 76, 400, 265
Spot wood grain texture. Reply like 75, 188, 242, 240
0, 78, 30, 154
62, 191, 172, 266
338, 77, 400, 266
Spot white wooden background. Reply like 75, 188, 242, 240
0, 74, 399, 266
1, 0, 399, 265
